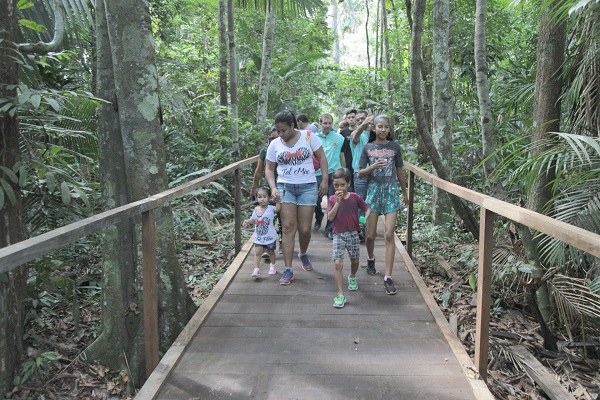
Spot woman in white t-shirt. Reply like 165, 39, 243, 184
265, 111, 328, 286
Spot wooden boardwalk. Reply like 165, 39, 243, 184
137, 217, 494, 400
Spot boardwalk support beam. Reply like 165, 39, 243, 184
475, 207, 494, 380
142, 209, 159, 377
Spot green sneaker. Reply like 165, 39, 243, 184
333, 294, 346, 308
348, 275, 358, 291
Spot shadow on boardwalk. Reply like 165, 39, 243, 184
137, 217, 494, 400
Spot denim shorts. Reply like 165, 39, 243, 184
255, 241, 276, 250
276, 182, 318, 206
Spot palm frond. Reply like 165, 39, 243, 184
548, 274, 600, 340
277, 51, 328, 77
236, 0, 324, 17
19, 0, 94, 47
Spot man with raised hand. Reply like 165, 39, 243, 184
350, 111, 373, 242
314, 113, 345, 239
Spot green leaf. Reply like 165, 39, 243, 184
468, 273, 477, 291
0, 273, 8, 283
18, 19, 47, 32
72, 186, 90, 207
0, 178, 17, 206
46, 98, 61, 112
50, 145, 62, 156
46, 172, 56, 192
60, 181, 71, 205
31, 94, 41, 110
18, 165, 27, 187
441, 289, 451, 308
0, 166, 19, 183
17, 0, 34, 9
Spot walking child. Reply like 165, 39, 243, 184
242, 187, 281, 277
357, 114, 408, 295
327, 168, 369, 308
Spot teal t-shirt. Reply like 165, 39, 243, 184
315, 130, 345, 176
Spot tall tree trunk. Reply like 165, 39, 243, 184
375, 0, 380, 74
0, 0, 28, 392
218, 0, 229, 115
432, 0, 453, 232
332, 0, 340, 65
474, 0, 495, 179
256, 4, 275, 127
382, 0, 393, 114
411, 0, 479, 240
365, 1, 371, 71
86, 0, 145, 384
525, 0, 566, 344
85, 0, 193, 385
228, 0, 239, 158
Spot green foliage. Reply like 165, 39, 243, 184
14, 352, 60, 386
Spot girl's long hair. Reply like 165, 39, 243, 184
368, 114, 393, 143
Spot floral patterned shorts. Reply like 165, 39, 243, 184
366, 182, 402, 215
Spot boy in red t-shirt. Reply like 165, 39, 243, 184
327, 168, 369, 308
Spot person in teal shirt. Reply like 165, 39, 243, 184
350, 111, 373, 240
314, 113, 346, 239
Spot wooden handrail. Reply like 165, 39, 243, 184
404, 161, 600, 381
0, 155, 258, 377
0, 156, 257, 273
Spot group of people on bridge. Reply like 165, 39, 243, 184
244, 109, 408, 308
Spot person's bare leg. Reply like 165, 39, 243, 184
383, 212, 398, 277
297, 205, 314, 254
334, 259, 344, 295
253, 245, 262, 269
280, 203, 298, 268
267, 248, 277, 266
350, 258, 359, 277
366, 212, 379, 259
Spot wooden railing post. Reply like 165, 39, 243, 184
475, 207, 494, 381
141, 209, 159, 378
406, 169, 415, 258
234, 167, 242, 253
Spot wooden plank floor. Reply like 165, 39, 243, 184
142, 216, 493, 400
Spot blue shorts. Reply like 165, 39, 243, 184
255, 241, 276, 250
276, 182, 318, 206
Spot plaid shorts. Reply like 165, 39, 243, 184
332, 231, 360, 261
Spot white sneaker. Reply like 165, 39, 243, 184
269, 265, 277, 275
252, 268, 260, 277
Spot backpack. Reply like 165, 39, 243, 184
306, 131, 320, 171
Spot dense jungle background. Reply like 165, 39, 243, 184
1, 0, 599, 398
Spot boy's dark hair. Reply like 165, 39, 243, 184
296, 114, 309, 123
256, 186, 271, 197
346, 109, 357, 116
274, 111, 297, 128
332, 167, 351, 182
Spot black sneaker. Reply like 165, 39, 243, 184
366, 259, 376, 275
314, 220, 322, 231
384, 278, 397, 295
326, 232, 334, 240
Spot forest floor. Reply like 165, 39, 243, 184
7, 237, 600, 400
